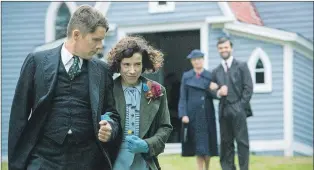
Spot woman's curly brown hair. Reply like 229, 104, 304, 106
106, 36, 164, 73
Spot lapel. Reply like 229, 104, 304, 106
215, 65, 225, 85
88, 59, 101, 128
228, 59, 239, 84
43, 44, 62, 99
139, 77, 160, 138
113, 76, 160, 138
215, 59, 239, 86
113, 77, 126, 130
185, 70, 211, 90
31, 45, 61, 115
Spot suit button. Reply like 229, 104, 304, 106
201, 96, 204, 100
202, 105, 204, 109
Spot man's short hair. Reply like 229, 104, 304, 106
217, 37, 233, 47
67, 5, 109, 37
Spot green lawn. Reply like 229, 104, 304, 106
158, 155, 313, 170
2, 155, 313, 170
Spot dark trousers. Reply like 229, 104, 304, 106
219, 102, 249, 170
27, 135, 106, 170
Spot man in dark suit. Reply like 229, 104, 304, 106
210, 37, 253, 170
8, 5, 122, 170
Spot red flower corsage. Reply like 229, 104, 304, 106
143, 81, 164, 104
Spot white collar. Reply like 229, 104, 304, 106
221, 55, 234, 69
61, 43, 83, 66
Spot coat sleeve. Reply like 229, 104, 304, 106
207, 70, 220, 100
100, 68, 123, 163
239, 62, 253, 105
103, 68, 121, 141
178, 74, 188, 118
143, 87, 173, 157
8, 53, 35, 160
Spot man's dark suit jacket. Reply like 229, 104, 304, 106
211, 59, 253, 118
8, 44, 123, 170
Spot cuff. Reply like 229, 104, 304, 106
217, 90, 221, 98
108, 121, 118, 141
101, 112, 114, 123
141, 140, 149, 153
143, 138, 155, 156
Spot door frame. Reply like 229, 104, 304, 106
117, 21, 209, 154
117, 21, 210, 69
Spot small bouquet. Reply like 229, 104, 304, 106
143, 80, 164, 104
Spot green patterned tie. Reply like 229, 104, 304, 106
68, 56, 81, 80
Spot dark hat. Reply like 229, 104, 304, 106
187, 49, 204, 59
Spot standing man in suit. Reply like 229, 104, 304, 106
210, 37, 253, 170
8, 5, 122, 170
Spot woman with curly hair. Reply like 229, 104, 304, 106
107, 36, 173, 170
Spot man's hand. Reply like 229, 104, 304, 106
209, 82, 219, 90
182, 116, 189, 123
98, 120, 112, 142
218, 85, 228, 96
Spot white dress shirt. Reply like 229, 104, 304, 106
61, 43, 83, 72
217, 56, 234, 98
61, 43, 83, 134
221, 55, 234, 72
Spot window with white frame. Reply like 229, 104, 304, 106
45, 2, 77, 43
255, 59, 265, 84
55, 3, 71, 40
148, 1, 175, 13
248, 47, 272, 93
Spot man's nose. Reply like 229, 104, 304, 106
96, 42, 103, 49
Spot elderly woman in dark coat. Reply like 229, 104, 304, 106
178, 50, 219, 170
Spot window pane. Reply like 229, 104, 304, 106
255, 68, 264, 73
256, 59, 264, 69
256, 72, 264, 84
158, 1, 167, 5
55, 3, 71, 40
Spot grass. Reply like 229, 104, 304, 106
2, 155, 313, 170
158, 155, 313, 170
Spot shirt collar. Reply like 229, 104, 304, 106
61, 43, 83, 67
193, 69, 204, 75
221, 55, 234, 69
122, 81, 142, 93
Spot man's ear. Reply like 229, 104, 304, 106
72, 29, 81, 40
